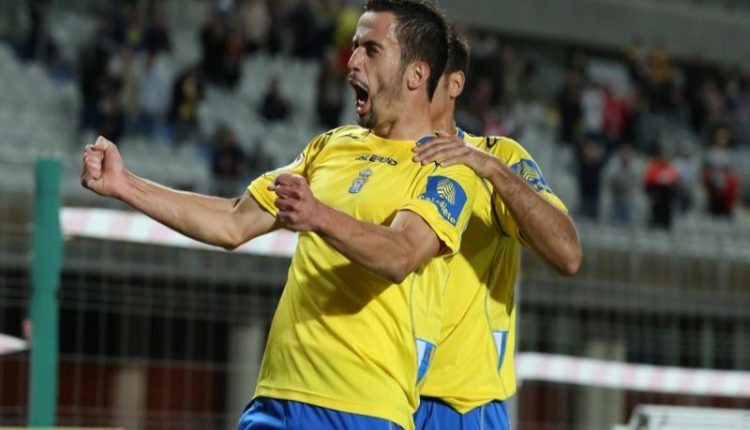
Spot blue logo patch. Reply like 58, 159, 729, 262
418, 176, 467, 226
511, 159, 553, 194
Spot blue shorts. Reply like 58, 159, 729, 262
237, 397, 402, 430
414, 397, 510, 430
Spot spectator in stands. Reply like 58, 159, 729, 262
644, 145, 678, 228
222, 30, 245, 88
78, 19, 114, 131
137, 50, 169, 136
115, 4, 145, 51
461, 77, 494, 134
608, 145, 638, 226
673, 147, 699, 213
581, 80, 604, 140
501, 45, 522, 103
576, 137, 606, 219
470, 34, 504, 104
265, 1, 290, 55
117, 48, 141, 133
567, 50, 589, 77
703, 127, 741, 216
683, 53, 712, 134
622, 87, 648, 150
260, 76, 292, 122
602, 85, 627, 149
236, 0, 270, 54
736, 67, 750, 145
518, 59, 539, 101
317, 46, 346, 130
98, 93, 125, 143
143, 6, 172, 54
703, 80, 729, 136
169, 66, 204, 142
211, 125, 248, 197
24, 0, 54, 62
483, 103, 519, 139
200, 10, 228, 85
199, 5, 245, 89
646, 42, 678, 112
289, 0, 328, 59
625, 38, 648, 90
333, 0, 359, 64
557, 69, 583, 144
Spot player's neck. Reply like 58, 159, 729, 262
372, 99, 433, 141
433, 108, 458, 135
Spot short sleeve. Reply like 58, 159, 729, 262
400, 164, 477, 255
247, 131, 330, 217
488, 137, 568, 246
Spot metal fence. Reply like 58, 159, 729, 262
0, 184, 287, 429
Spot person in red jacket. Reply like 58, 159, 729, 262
644, 145, 679, 228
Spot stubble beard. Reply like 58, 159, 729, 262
358, 70, 404, 130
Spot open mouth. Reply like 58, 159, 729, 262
349, 78, 370, 116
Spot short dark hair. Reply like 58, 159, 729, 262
445, 22, 469, 75
363, 0, 448, 100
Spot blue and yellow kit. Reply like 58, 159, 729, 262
247, 126, 477, 430
418, 134, 567, 412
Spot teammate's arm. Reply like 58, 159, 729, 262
81, 136, 277, 250
413, 133, 582, 276
486, 161, 581, 275
270, 173, 441, 284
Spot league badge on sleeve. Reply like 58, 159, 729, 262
267, 152, 305, 174
511, 159, 554, 194
418, 176, 467, 226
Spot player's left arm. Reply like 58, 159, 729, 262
413, 132, 582, 276
269, 169, 475, 284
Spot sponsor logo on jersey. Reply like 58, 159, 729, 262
355, 154, 398, 166
418, 176, 467, 226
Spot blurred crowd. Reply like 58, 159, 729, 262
435, 32, 747, 227
5, 0, 747, 220
553, 42, 747, 227
31, 0, 356, 195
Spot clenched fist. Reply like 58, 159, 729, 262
268, 173, 326, 232
80, 136, 127, 198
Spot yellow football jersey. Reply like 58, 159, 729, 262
418, 134, 567, 412
247, 125, 477, 430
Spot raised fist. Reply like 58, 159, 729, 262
80, 136, 127, 198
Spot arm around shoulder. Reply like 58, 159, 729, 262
487, 159, 582, 276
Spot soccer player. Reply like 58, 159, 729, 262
412, 26, 582, 429
80, 1, 476, 429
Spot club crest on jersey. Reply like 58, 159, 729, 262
511, 159, 553, 194
418, 176, 467, 226
348, 168, 373, 194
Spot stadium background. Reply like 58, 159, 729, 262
1, 0, 749, 429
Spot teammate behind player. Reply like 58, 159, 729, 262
82, 1, 476, 430
413, 25, 582, 430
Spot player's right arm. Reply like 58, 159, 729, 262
268, 164, 477, 284
81, 136, 277, 250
